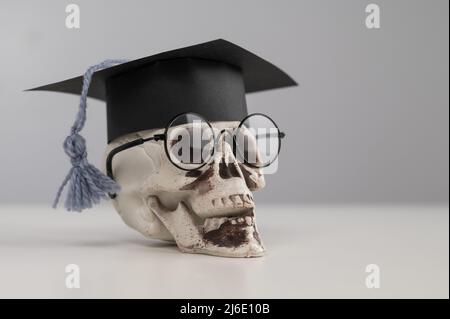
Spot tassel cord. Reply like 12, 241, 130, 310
53, 59, 128, 211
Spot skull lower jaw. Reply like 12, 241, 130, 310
146, 196, 265, 258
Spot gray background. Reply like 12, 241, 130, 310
0, 0, 448, 205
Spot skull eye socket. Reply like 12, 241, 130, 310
165, 113, 215, 171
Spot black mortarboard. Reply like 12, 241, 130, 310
29, 39, 297, 142
28, 39, 297, 212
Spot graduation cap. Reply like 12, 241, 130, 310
28, 39, 297, 212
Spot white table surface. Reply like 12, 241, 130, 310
0, 204, 448, 299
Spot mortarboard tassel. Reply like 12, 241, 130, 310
53, 59, 128, 212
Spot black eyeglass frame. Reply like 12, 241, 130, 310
106, 112, 285, 198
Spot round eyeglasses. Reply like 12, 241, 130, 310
106, 112, 285, 197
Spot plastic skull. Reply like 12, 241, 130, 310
104, 121, 266, 257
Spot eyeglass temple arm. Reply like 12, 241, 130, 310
253, 131, 286, 139
106, 134, 165, 198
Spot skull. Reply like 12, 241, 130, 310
104, 121, 266, 257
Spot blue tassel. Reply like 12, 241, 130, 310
53, 59, 127, 212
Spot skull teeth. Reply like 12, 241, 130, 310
211, 194, 254, 208
243, 194, 253, 205
231, 195, 243, 206
221, 197, 232, 206
203, 215, 255, 232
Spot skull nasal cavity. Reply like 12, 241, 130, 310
219, 158, 241, 179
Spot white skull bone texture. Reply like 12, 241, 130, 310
104, 121, 266, 257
